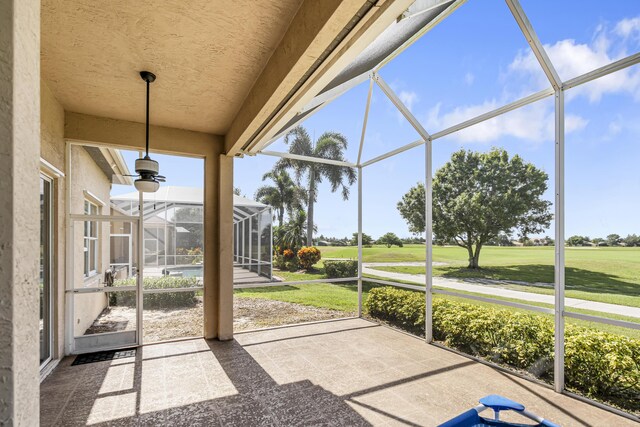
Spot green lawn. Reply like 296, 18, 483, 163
317, 245, 640, 308
319, 244, 428, 262
234, 281, 639, 339
257, 245, 639, 335
235, 282, 360, 313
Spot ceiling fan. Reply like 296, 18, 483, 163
130, 71, 166, 192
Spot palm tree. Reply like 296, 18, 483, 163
277, 126, 356, 246
278, 209, 312, 251
254, 169, 306, 227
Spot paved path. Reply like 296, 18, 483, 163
363, 263, 640, 319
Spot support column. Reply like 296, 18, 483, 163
203, 151, 218, 339
425, 139, 433, 343
0, 0, 41, 424
554, 89, 565, 392
217, 154, 234, 340
357, 166, 363, 317
242, 221, 246, 266
257, 212, 261, 276
248, 216, 253, 271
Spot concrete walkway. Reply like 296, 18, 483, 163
363, 263, 640, 319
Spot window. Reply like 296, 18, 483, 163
84, 200, 99, 277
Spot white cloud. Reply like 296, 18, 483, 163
603, 117, 623, 141
421, 16, 640, 143
398, 90, 418, 111
510, 38, 640, 103
608, 120, 622, 136
615, 17, 640, 39
426, 100, 587, 143
464, 72, 475, 86
396, 90, 418, 124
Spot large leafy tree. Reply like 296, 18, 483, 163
351, 232, 373, 246
254, 169, 306, 227
277, 126, 356, 246
397, 148, 552, 268
377, 232, 403, 248
606, 233, 622, 246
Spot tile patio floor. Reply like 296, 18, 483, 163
40, 318, 636, 426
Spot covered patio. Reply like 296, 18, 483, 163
40, 318, 634, 426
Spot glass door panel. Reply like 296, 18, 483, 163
70, 217, 140, 353
40, 176, 53, 366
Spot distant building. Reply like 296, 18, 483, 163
112, 186, 272, 279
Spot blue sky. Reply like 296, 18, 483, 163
121, 0, 640, 240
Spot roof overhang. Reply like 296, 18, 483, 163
84, 146, 133, 185
225, 0, 420, 155
230, 0, 462, 155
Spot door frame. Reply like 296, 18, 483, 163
40, 173, 54, 369
67, 214, 142, 354
65, 141, 144, 355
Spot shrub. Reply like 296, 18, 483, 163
283, 249, 295, 259
565, 326, 640, 400
110, 276, 199, 309
273, 254, 285, 270
365, 286, 424, 335
274, 252, 299, 271
188, 247, 203, 265
297, 246, 321, 270
365, 286, 640, 411
284, 257, 299, 272
324, 260, 358, 279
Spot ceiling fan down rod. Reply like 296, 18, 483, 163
140, 71, 156, 159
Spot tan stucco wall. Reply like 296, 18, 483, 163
40, 80, 66, 360
41, 81, 64, 169
41, 85, 116, 351
41, 88, 116, 348
69, 145, 111, 337
0, 0, 41, 424
218, 155, 234, 339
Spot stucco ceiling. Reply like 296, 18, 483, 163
41, 0, 303, 135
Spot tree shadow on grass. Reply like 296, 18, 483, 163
439, 264, 640, 298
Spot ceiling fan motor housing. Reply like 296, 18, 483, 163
134, 178, 160, 193
135, 157, 159, 175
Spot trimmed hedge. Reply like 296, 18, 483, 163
110, 276, 199, 309
324, 260, 358, 279
297, 246, 321, 270
365, 286, 640, 412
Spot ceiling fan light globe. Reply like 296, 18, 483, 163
134, 178, 160, 193
135, 157, 159, 175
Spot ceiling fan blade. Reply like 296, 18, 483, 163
156, 177, 166, 182
156, 175, 166, 179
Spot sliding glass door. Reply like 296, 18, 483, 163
40, 175, 53, 367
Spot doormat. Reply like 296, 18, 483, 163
72, 348, 136, 366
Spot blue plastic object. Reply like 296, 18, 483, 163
438, 395, 561, 427
479, 395, 525, 412
438, 409, 482, 427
